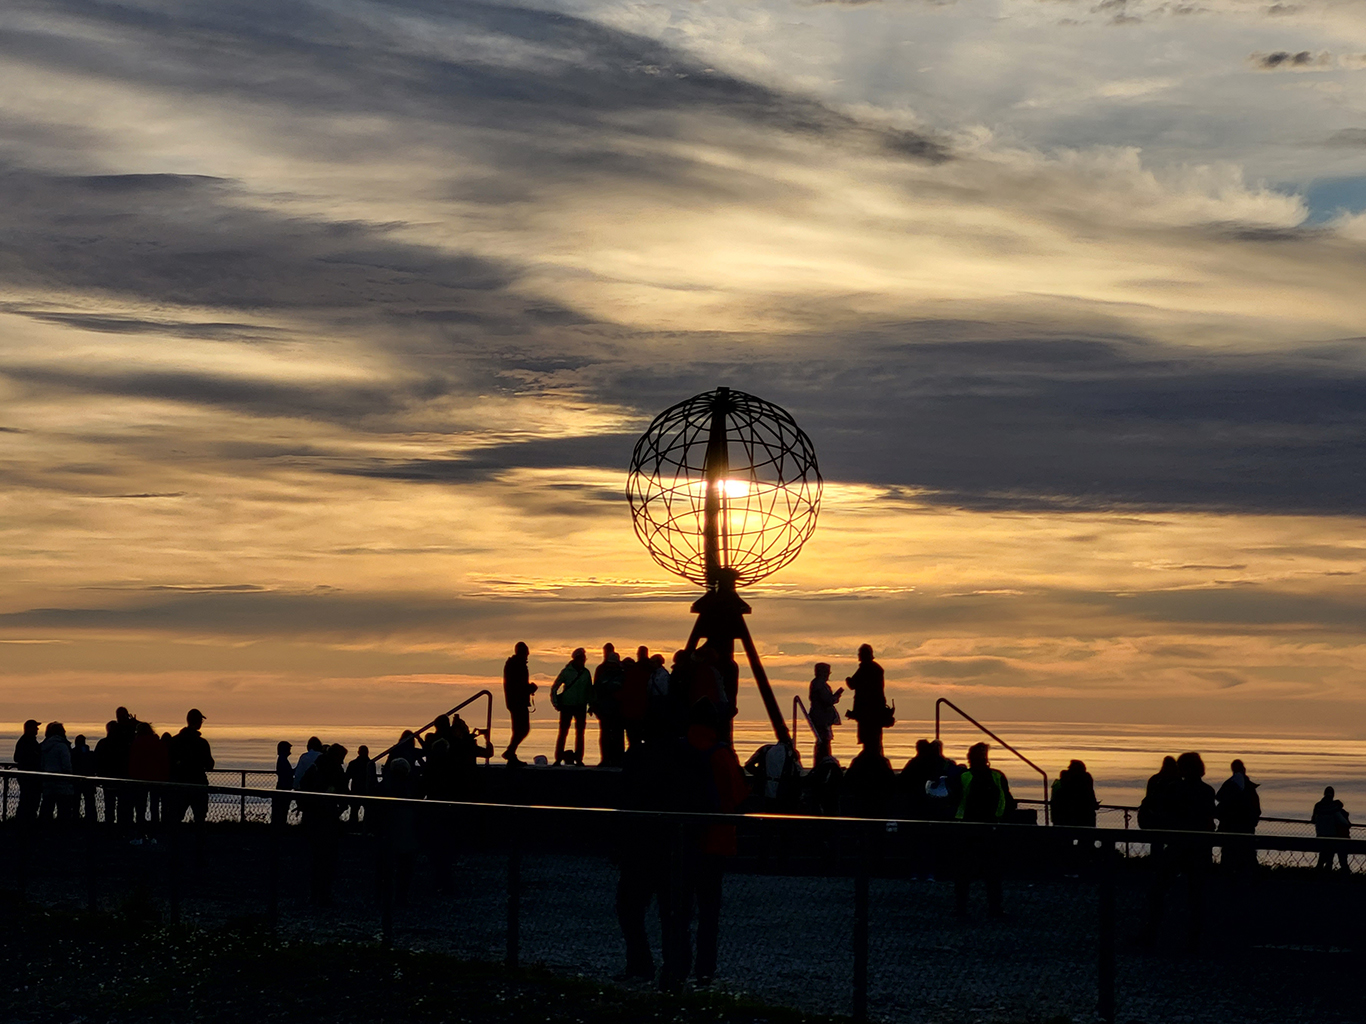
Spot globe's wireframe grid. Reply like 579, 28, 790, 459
627, 389, 822, 587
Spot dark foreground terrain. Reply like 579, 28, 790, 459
0, 892, 862, 1024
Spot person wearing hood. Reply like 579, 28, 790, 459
38, 722, 75, 824
1215, 759, 1261, 873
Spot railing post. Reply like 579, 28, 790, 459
1097, 838, 1116, 1023
506, 834, 522, 970
378, 810, 394, 946
2, 773, 8, 822
853, 856, 869, 1023
267, 820, 280, 928
85, 822, 98, 911
168, 821, 182, 922
240, 771, 247, 823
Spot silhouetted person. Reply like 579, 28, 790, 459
93, 720, 124, 826
345, 744, 377, 824
111, 707, 136, 825
381, 758, 419, 904
842, 747, 895, 819
645, 653, 673, 737
274, 740, 294, 827
299, 743, 347, 906
807, 663, 842, 764
954, 742, 1013, 918
804, 754, 844, 816
743, 738, 800, 813
502, 641, 536, 765
615, 733, 675, 980
620, 648, 651, 748
168, 709, 213, 827
593, 643, 627, 766
1312, 786, 1351, 872
551, 647, 592, 766
660, 699, 748, 990
896, 742, 950, 824
1144, 751, 1215, 950
846, 644, 889, 756
1052, 760, 1098, 827
38, 722, 75, 825
1215, 758, 1261, 873
294, 736, 323, 787
387, 730, 421, 773
129, 721, 169, 835
71, 733, 96, 822
14, 719, 42, 823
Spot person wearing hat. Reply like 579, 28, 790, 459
13, 719, 42, 823
168, 708, 214, 826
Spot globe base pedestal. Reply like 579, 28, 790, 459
685, 582, 792, 749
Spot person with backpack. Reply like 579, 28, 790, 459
592, 643, 626, 766
954, 742, 1014, 918
550, 647, 592, 766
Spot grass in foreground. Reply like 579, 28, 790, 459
0, 891, 840, 1024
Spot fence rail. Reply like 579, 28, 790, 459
3, 767, 1366, 1024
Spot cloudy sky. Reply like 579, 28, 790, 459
2, 0, 1365, 741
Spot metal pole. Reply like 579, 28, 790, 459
853, 859, 869, 1023
506, 845, 522, 970
2, 774, 8, 822
240, 771, 247, 823
268, 822, 280, 928
1098, 839, 1117, 1023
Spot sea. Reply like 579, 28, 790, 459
7, 717, 1363, 823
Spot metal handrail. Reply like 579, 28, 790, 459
792, 696, 819, 740
3, 766, 1366, 856
374, 689, 495, 764
935, 697, 1050, 825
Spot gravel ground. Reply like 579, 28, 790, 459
4, 823, 1363, 1024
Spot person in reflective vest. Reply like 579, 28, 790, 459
954, 742, 1013, 917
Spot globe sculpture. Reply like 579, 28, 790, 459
627, 386, 823, 746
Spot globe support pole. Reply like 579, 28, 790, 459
686, 387, 792, 748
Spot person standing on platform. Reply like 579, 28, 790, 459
593, 643, 626, 766
14, 719, 42, 823
294, 736, 323, 788
551, 647, 592, 766
954, 741, 1013, 918
71, 732, 97, 822
38, 722, 75, 825
846, 644, 889, 757
345, 744, 377, 823
1312, 787, 1351, 872
273, 740, 294, 827
806, 662, 842, 764
1215, 758, 1261, 873
168, 709, 214, 828
129, 721, 170, 835
501, 641, 536, 766
621, 647, 651, 749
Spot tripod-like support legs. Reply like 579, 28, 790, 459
685, 583, 792, 747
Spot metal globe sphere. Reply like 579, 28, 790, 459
627, 387, 822, 587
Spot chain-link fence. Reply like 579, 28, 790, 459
3, 768, 1365, 1023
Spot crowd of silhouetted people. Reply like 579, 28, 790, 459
6, 648, 1361, 985
8, 707, 213, 840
